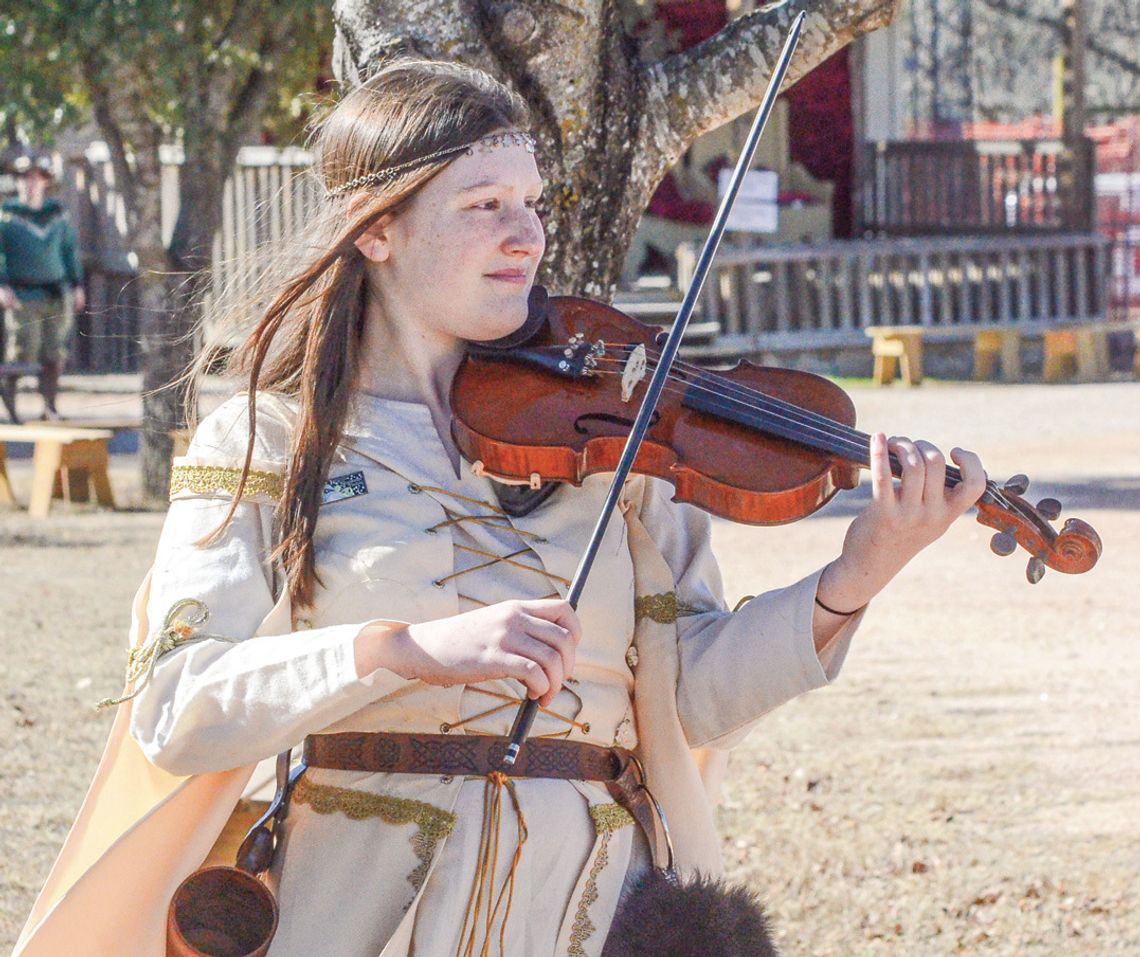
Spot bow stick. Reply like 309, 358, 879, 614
503, 3, 805, 767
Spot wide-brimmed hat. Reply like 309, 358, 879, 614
11, 154, 56, 179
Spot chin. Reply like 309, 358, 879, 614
466, 295, 531, 344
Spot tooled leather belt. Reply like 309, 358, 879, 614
303, 731, 672, 871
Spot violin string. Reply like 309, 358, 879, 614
647, 352, 1027, 517
559, 347, 1019, 514
591, 353, 1026, 519
645, 350, 1022, 516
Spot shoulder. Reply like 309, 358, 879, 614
170, 392, 297, 505
187, 392, 295, 461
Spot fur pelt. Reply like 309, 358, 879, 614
600, 869, 779, 957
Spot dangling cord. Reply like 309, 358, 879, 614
486, 774, 527, 956
455, 772, 529, 957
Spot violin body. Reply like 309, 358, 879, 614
452, 296, 860, 525
452, 293, 1101, 580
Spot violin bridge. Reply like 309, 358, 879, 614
621, 344, 647, 402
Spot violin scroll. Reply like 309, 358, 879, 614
974, 474, 1102, 583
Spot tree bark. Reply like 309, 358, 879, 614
333, 0, 898, 298
77, 11, 306, 505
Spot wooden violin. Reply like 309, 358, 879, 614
451, 290, 1102, 583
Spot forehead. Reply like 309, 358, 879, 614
432, 142, 543, 193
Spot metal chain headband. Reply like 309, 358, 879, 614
327, 130, 537, 197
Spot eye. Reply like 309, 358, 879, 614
471, 198, 501, 211
525, 197, 543, 210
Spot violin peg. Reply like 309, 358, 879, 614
989, 531, 1017, 557
1026, 555, 1046, 584
1003, 474, 1030, 495
1035, 497, 1062, 521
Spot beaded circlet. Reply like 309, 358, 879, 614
327, 129, 537, 197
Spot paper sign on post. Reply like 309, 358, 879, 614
718, 168, 779, 233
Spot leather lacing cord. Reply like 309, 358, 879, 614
410, 482, 585, 953
443, 686, 591, 740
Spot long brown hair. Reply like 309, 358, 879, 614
198, 59, 529, 607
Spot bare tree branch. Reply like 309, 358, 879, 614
332, 0, 497, 81
640, 0, 897, 183
208, 1, 250, 58
77, 50, 144, 226
978, 0, 1140, 79
335, 0, 899, 296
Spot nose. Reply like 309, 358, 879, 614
503, 207, 545, 259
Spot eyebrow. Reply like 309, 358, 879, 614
458, 178, 543, 194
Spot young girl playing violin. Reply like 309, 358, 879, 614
15, 58, 986, 957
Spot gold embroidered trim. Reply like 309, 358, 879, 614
96, 598, 239, 709
566, 803, 635, 956
292, 775, 456, 893
567, 830, 613, 957
634, 591, 702, 625
169, 464, 285, 502
589, 802, 634, 834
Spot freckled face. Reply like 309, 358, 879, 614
374, 141, 545, 343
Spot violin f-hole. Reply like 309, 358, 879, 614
574, 411, 661, 435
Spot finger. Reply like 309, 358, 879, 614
891, 437, 925, 510
521, 614, 577, 683
503, 654, 552, 702
949, 447, 987, 510
868, 432, 893, 505
521, 598, 583, 645
509, 632, 565, 706
914, 440, 947, 507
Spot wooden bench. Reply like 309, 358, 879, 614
865, 326, 928, 386
1040, 322, 1114, 383
866, 324, 1024, 386
866, 321, 1121, 386
973, 328, 1024, 382
0, 362, 42, 424
0, 424, 115, 518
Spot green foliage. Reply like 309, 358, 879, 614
0, 1, 332, 145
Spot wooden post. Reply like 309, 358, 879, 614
1057, 0, 1092, 232
0, 441, 14, 507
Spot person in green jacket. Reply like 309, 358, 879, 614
0, 154, 86, 419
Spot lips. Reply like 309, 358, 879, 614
485, 268, 529, 284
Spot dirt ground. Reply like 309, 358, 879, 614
1, 378, 1137, 955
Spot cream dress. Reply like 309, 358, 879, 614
117, 391, 856, 957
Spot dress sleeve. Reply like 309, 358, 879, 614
126, 395, 407, 776
636, 477, 863, 750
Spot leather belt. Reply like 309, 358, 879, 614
302, 732, 672, 872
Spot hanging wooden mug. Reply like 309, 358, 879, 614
167, 753, 298, 957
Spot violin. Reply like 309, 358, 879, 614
452, 290, 1102, 583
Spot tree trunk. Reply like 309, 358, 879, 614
333, 0, 899, 298
136, 136, 230, 505
84, 59, 272, 504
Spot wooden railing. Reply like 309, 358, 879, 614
859, 138, 1096, 236
676, 233, 1111, 356
53, 143, 1110, 372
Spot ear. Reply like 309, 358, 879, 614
354, 219, 391, 264
346, 191, 394, 263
